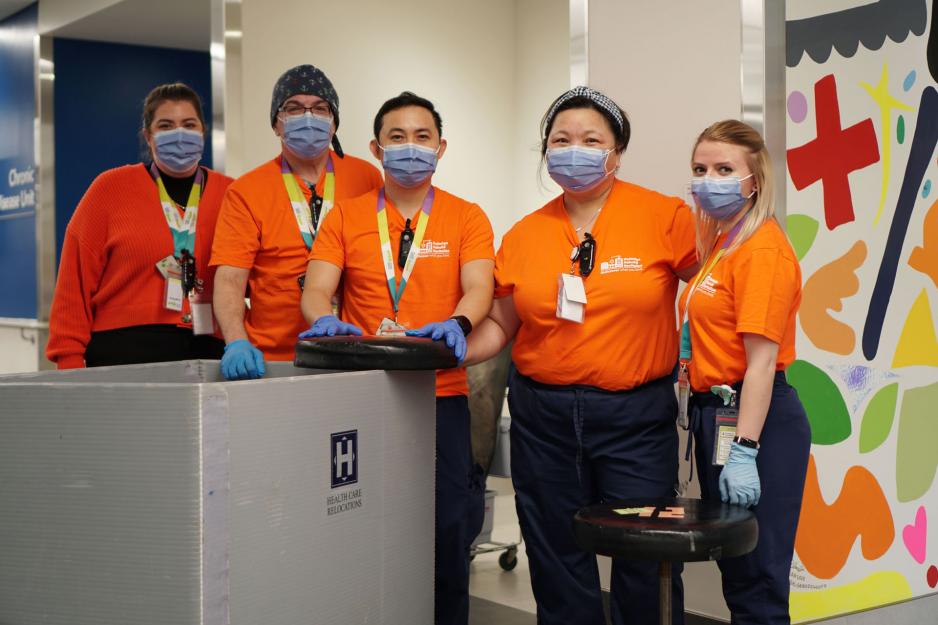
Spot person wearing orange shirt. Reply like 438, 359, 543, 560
47, 83, 232, 368
465, 87, 697, 625
210, 64, 382, 379
679, 120, 810, 625
300, 92, 494, 625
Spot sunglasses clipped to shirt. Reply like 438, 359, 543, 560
571, 232, 596, 277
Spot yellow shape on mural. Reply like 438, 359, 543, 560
893, 289, 938, 367
860, 63, 914, 225
790, 571, 912, 623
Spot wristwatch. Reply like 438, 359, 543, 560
733, 435, 760, 449
450, 315, 473, 336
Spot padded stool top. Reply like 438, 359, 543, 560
573, 497, 758, 562
294, 336, 458, 371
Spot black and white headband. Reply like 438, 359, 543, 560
545, 86, 625, 134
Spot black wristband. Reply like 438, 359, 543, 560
733, 435, 759, 449
449, 315, 472, 336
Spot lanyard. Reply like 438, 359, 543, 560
679, 220, 744, 361
282, 155, 335, 249
377, 187, 434, 314
152, 164, 203, 259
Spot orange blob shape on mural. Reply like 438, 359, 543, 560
909, 198, 938, 289
893, 289, 938, 368
800, 241, 867, 355
795, 454, 895, 579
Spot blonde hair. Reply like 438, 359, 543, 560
691, 120, 776, 260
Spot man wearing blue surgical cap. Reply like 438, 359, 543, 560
210, 64, 383, 380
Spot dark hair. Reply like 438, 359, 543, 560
539, 95, 630, 156
373, 91, 443, 139
141, 82, 206, 136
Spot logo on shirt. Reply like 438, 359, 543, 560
697, 275, 719, 297
600, 255, 643, 274
417, 239, 450, 259
331, 430, 358, 488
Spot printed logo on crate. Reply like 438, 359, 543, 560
330, 430, 358, 488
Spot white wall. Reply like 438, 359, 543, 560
512, 0, 568, 227
589, 0, 741, 200
37, 0, 122, 34
588, 1, 741, 620
230, 0, 568, 244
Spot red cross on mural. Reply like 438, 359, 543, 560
787, 74, 880, 231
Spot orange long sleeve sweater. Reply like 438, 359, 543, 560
46, 164, 233, 369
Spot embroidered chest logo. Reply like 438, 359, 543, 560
697, 275, 720, 297
417, 240, 450, 259
600, 255, 643, 274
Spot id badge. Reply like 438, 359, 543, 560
556, 273, 587, 323
676, 365, 690, 430
190, 300, 214, 335
376, 317, 407, 336
164, 266, 184, 312
712, 408, 739, 466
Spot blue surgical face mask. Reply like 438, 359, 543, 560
153, 128, 204, 175
690, 174, 755, 220
380, 143, 439, 188
282, 113, 332, 159
546, 146, 613, 192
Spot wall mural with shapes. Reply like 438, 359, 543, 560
786, 0, 938, 621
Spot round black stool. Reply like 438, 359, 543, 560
573, 497, 757, 625
294, 336, 458, 370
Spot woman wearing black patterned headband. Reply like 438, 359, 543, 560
466, 86, 698, 625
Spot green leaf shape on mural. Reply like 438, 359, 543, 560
787, 214, 820, 261
859, 383, 898, 453
896, 381, 938, 502
787, 360, 851, 445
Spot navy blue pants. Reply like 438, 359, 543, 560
689, 373, 811, 625
435, 395, 485, 625
508, 371, 684, 625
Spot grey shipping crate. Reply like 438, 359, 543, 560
0, 360, 435, 625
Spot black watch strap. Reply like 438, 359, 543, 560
733, 435, 759, 449
450, 315, 472, 336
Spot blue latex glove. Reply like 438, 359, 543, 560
298, 314, 363, 338
220, 339, 266, 381
719, 442, 761, 507
405, 319, 466, 363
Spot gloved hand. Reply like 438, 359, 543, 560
719, 442, 761, 508
220, 339, 266, 381
298, 314, 363, 338
405, 319, 466, 363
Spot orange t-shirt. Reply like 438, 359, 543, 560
309, 187, 495, 397
210, 151, 383, 360
677, 218, 802, 392
495, 179, 697, 391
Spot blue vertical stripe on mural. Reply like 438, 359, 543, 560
862, 86, 938, 360
0, 3, 38, 319
53, 38, 213, 265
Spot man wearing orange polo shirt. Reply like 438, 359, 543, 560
211, 64, 382, 380
300, 92, 494, 625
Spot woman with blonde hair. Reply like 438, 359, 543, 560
678, 119, 810, 625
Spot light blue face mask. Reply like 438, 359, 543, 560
381, 143, 439, 188
282, 113, 333, 159
546, 146, 613, 192
690, 174, 755, 220
153, 128, 204, 175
